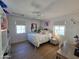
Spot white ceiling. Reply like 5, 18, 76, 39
6, 0, 79, 19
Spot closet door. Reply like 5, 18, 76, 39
0, 14, 3, 59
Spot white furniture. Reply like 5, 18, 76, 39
0, 6, 10, 59
50, 38, 59, 45
27, 32, 51, 47
57, 48, 79, 59
57, 42, 79, 59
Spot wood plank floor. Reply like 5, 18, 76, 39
11, 41, 59, 59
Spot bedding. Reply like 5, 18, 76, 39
27, 32, 52, 47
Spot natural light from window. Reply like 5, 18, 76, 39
16, 25, 26, 34
54, 25, 65, 36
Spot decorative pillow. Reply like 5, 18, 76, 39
40, 30, 46, 34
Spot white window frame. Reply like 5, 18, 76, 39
16, 25, 26, 34
53, 25, 65, 36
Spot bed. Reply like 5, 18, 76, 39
27, 32, 52, 47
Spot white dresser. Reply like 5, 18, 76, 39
56, 45, 79, 59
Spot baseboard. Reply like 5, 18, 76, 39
11, 40, 28, 45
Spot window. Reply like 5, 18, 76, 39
54, 25, 65, 35
16, 25, 26, 34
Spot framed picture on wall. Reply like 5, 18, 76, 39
31, 23, 37, 32
45, 21, 49, 26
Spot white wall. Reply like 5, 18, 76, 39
65, 13, 79, 42
48, 12, 79, 43
40, 20, 54, 30
8, 16, 41, 44
8, 11, 79, 44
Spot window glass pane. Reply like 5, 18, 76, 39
54, 25, 65, 35
59, 31, 64, 35
60, 26, 64, 30
60, 26, 65, 35
16, 25, 26, 34
54, 26, 59, 35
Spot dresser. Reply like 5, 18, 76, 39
56, 46, 79, 59
56, 52, 67, 59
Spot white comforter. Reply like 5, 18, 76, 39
27, 32, 51, 47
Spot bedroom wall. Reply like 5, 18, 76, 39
8, 11, 79, 44
48, 12, 79, 43
40, 20, 54, 30
8, 15, 41, 44
65, 13, 79, 43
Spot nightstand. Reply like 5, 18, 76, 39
50, 38, 59, 45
